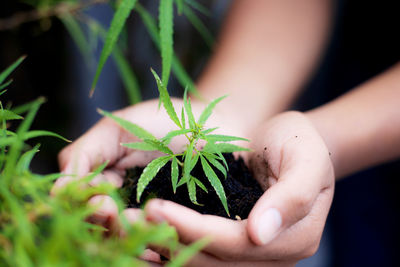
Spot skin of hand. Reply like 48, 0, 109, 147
53, 97, 249, 241
143, 111, 335, 266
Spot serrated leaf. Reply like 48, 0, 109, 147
122, 142, 158, 151
183, 141, 194, 183
91, 0, 138, 96
183, 5, 214, 48
161, 129, 192, 145
198, 95, 227, 126
193, 176, 208, 193
190, 151, 199, 171
205, 134, 249, 142
151, 69, 182, 128
202, 127, 218, 134
137, 155, 171, 202
143, 139, 173, 155
204, 142, 250, 153
0, 110, 23, 121
159, 0, 174, 86
187, 178, 201, 205
99, 109, 156, 140
200, 155, 229, 215
203, 152, 227, 178
171, 157, 179, 193
181, 106, 186, 129
183, 89, 196, 129
0, 56, 25, 85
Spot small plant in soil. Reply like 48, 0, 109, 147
100, 70, 262, 217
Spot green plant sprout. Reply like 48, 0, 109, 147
0, 58, 205, 266
100, 70, 250, 216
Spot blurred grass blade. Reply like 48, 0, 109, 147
90, 0, 138, 96
112, 44, 141, 104
0, 56, 25, 85
185, 0, 211, 16
0, 110, 23, 121
197, 95, 227, 126
88, 19, 141, 104
159, 0, 174, 86
151, 69, 181, 128
167, 238, 210, 267
200, 155, 229, 216
99, 109, 156, 140
175, 0, 184, 14
136, 155, 171, 202
0, 80, 12, 90
16, 144, 40, 173
22, 130, 71, 142
183, 5, 214, 48
59, 14, 90, 64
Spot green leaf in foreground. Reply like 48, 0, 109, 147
136, 155, 171, 202
0, 110, 23, 121
166, 237, 210, 267
187, 178, 201, 205
151, 69, 181, 128
98, 109, 156, 140
0, 56, 25, 85
200, 155, 229, 215
159, 0, 174, 86
90, 0, 138, 96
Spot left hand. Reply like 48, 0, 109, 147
144, 111, 335, 266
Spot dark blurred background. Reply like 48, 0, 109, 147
1, 0, 399, 266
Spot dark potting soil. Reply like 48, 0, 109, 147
121, 153, 264, 220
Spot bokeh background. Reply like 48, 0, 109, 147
1, 0, 399, 266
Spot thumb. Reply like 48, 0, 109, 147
247, 141, 332, 246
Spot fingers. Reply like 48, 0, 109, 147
87, 195, 119, 235
145, 199, 256, 261
58, 117, 128, 176
248, 134, 333, 245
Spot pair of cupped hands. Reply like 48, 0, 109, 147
53, 98, 334, 267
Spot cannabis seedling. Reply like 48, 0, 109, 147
100, 70, 249, 215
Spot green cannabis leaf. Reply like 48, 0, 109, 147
103, 70, 250, 215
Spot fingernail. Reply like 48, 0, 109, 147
257, 208, 282, 245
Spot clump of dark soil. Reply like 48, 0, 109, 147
121, 153, 264, 220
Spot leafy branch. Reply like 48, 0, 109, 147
101, 70, 250, 216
